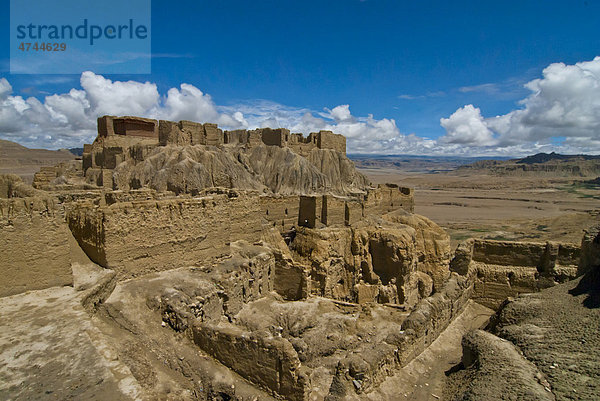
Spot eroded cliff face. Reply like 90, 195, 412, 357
111, 144, 370, 196
381, 209, 451, 291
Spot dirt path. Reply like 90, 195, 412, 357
363, 300, 494, 400
0, 283, 141, 400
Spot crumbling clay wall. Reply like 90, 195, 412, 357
399, 273, 474, 365
364, 183, 414, 215
451, 238, 580, 309
330, 272, 474, 395
297, 185, 415, 229
259, 195, 299, 232
67, 193, 266, 279
291, 211, 450, 308
0, 197, 73, 297
192, 322, 309, 401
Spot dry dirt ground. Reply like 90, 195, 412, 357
442, 272, 600, 401
0, 266, 142, 401
360, 168, 599, 248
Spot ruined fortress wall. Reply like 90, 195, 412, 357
67, 190, 414, 281
261, 128, 290, 147
333, 272, 474, 394
316, 131, 346, 154
399, 273, 474, 366
192, 322, 307, 401
557, 243, 581, 267
297, 186, 414, 229
364, 184, 415, 215
321, 195, 345, 226
451, 239, 580, 309
67, 195, 266, 279
0, 198, 73, 297
472, 240, 546, 267
98, 116, 158, 139
288, 142, 317, 157
85, 116, 352, 182
259, 195, 299, 232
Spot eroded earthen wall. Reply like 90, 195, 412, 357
364, 184, 415, 215
67, 194, 266, 278
0, 197, 73, 297
192, 322, 308, 401
451, 238, 580, 309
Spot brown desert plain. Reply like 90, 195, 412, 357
353, 157, 599, 247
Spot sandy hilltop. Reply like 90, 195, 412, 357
0, 116, 598, 400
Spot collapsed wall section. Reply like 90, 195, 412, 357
259, 195, 299, 231
0, 197, 73, 297
364, 183, 414, 215
290, 211, 449, 309
329, 272, 475, 396
67, 192, 308, 279
451, 238, 580, 309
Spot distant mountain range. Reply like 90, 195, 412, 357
457, 152, 600, 177
0, 139, 78, 182
516, 152, 600, 164
348, 154, 511, 173
68, 147, 84, 156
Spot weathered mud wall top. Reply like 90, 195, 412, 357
94, 115, 346, 154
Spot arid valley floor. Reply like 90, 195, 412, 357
358, 164, 599, 247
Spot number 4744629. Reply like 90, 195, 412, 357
18, 43, 67, 51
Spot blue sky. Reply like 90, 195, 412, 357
1, 0, 600, 155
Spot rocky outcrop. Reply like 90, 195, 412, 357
449, 226, 600, 401
447, 330, 555, 401
246, 145, 369, 195
112, 144, 264, 194
111, 144, 369, 196
382, 209, 451, 291
578, 224, 600, 277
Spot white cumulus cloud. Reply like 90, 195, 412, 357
442, 56, 600, 154
3, 57, 600, 156
0, 78, 12, 100
0, 72, 245, 148
439, 105, 496, 146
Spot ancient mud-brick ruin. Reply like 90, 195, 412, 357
2, 115, 599, 400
